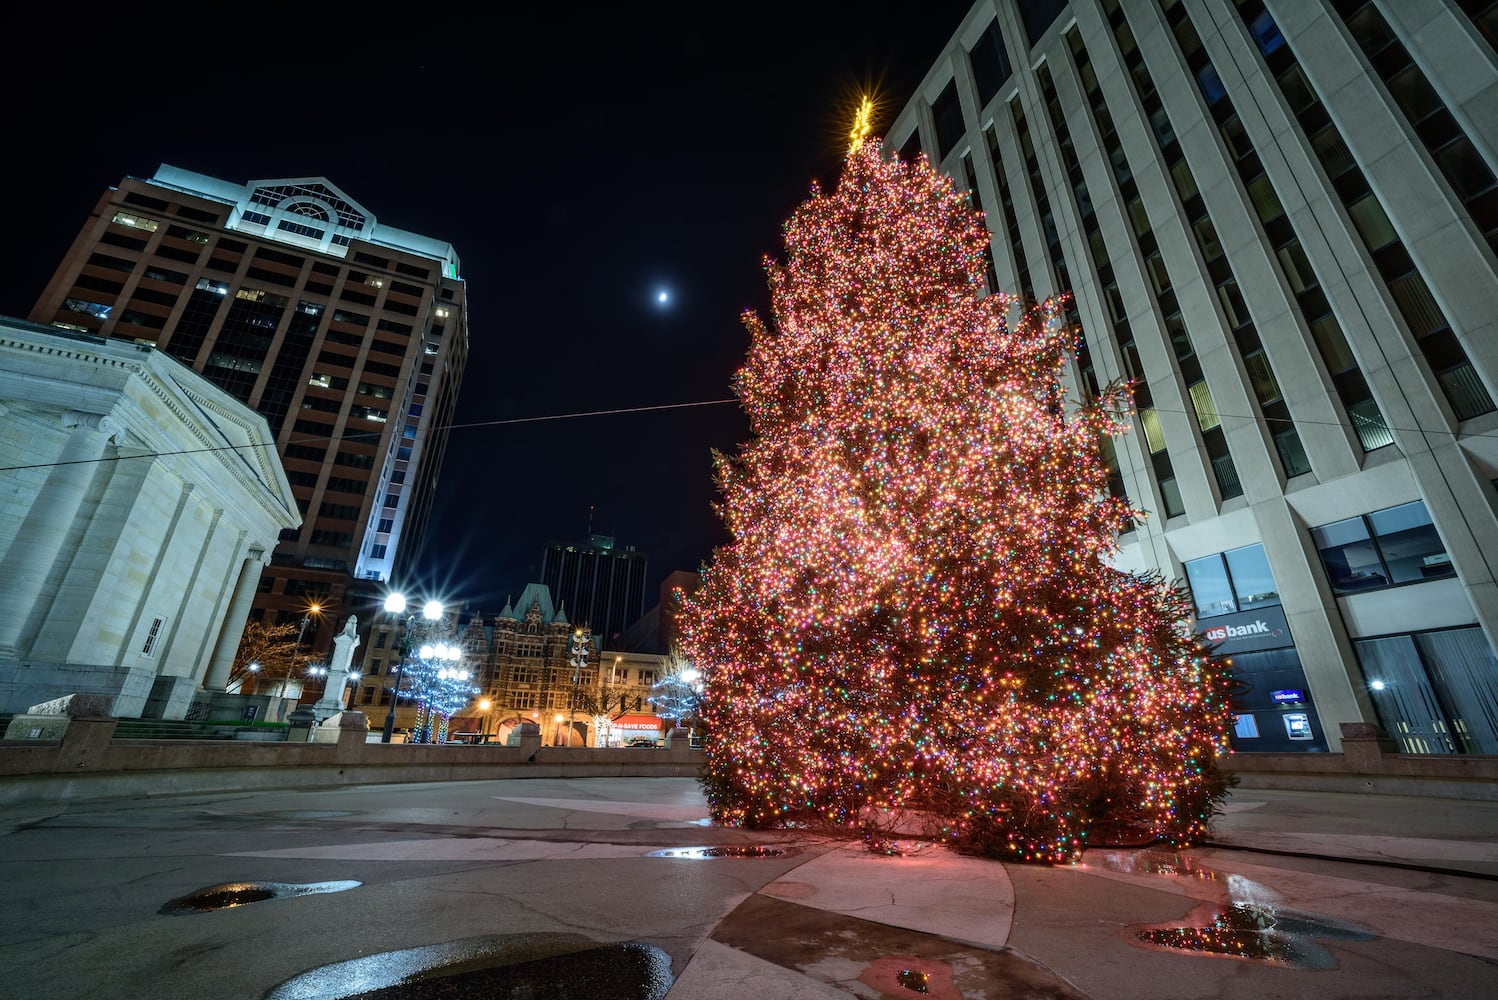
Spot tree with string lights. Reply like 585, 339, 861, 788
677, 108, 1234, 863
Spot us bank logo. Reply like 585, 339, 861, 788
1204, 619, 1283, 642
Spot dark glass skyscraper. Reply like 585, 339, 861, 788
540, 534, 648, 641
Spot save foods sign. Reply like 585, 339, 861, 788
1199, 605, 1292, 654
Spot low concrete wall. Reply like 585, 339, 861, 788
1223, 723, 1498, 801
0, 714, 705, 808
6, 719, 1493, 808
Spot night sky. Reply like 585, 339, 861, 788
0, 2, 975, 614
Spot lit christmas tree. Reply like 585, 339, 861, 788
678, 116, 1234, 864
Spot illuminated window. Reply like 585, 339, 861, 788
111, 211, 158, 232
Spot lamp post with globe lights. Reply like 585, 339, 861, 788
380, 592, 443, 743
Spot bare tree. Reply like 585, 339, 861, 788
229, 619, 301, 693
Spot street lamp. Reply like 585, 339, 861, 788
347, 671, 361, 709
278, 603, 322, 699
566, 629, 590, 748
380, 592, 443, 743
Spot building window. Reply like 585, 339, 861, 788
64, 298, 112, 319
140, 616, 166, 657
1184, 543, 1279, 619
931, 79, 965, 161
1311, 500, 1454, 594
111, 211, 159, 233
1355, 626, 1498, 754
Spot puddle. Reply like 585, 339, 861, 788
897, 967, 933, 992
161, 880, 360, 915
647, 844, 792, 859
266, 932, 672, 999
1096, 848, 1377, 968
1133, 901, 1375, 968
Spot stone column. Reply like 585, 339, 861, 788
0, 410, 122, 658
202, 546, 269, 691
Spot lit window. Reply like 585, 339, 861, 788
111, 211, 159, 232
64, 298, 112, 319
1311, 501, 1454, 594
1184, 543, 1280, 619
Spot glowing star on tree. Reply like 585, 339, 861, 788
677, 130, 1234, 864
848, 95, 875, 153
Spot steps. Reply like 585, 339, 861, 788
111, 718, 260, 741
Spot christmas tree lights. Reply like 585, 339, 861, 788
678, 137, 1234, 863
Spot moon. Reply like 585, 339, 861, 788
655, 289, 670, 306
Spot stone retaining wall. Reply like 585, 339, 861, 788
0, 713, 705, 807
4, 718, 1494, 808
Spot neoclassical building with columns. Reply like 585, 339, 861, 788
0, 317, 299, 718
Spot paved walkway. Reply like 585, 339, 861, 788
1, 779, 1494, 998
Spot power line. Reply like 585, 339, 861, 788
2, 392, 1494, 479
0, 398, 742, 474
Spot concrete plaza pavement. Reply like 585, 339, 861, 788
0, 776, 1494, 999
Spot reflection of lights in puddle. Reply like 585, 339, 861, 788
860, 956, 957, 998
1093, 849, 1377, 968
897, 967, 932, 993
1134, 901, 1374, 968
161, 879, 361, 915
647, 845, 790, 859
1086, 848, 1221, 880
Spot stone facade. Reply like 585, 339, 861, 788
888, 0, 1498, 755
354, 583, 667, 745
0, 319, 300, 716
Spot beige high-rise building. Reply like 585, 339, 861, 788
891, 0, 1498, 755
27, 167, 468, 673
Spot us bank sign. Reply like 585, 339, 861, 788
1199, 605, 1293, 654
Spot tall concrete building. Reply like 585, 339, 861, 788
540, 534, 649, 642
890, 0, 1498, 754
27, 167, 468, 663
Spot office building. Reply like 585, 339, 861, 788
27, 167, 468, 662
540, 535, 649, 642
889, 0, 1498, 754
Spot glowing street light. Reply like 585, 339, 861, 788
278, 603, 322, 699
380, 592, 443, 743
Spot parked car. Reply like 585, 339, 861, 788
624, 737, 659, 748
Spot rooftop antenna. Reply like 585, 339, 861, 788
586, 504, 594, 538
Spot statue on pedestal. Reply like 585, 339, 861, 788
312, 615, 361, 721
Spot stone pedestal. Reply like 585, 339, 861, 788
313, 710, 369, 745
1340, 721, 1399, 771
285, 708, 319, 743
4, 692, 114, 740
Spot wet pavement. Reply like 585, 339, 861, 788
0, 778, 1494, 998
